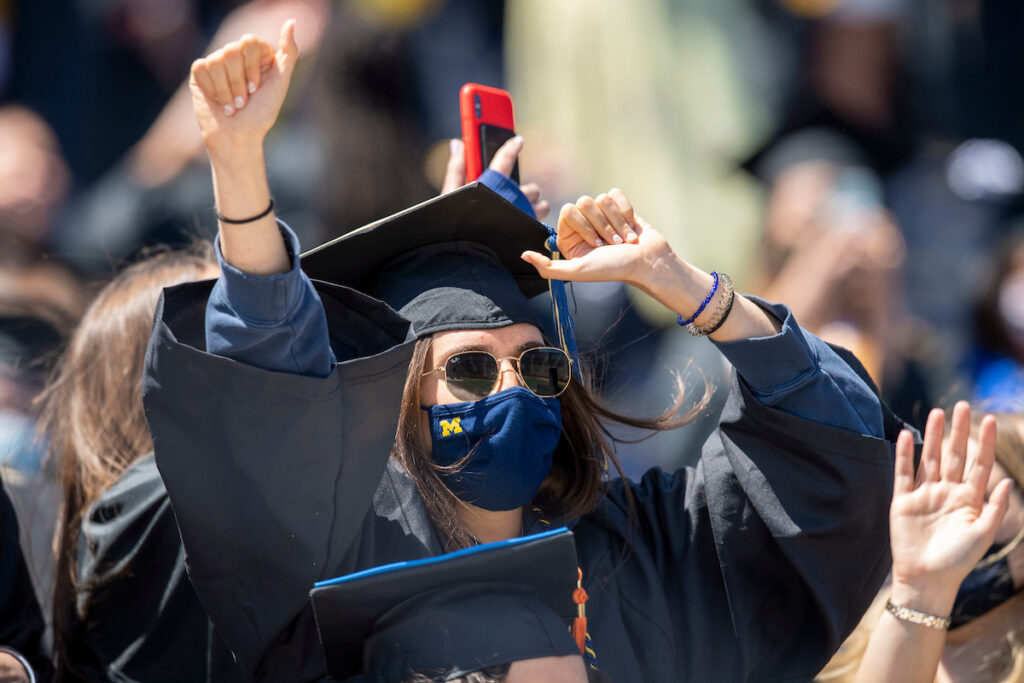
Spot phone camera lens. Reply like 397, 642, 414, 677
474, 94, 482, 117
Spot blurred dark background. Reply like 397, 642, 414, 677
4, 0, 1024, 492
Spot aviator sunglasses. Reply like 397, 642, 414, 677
422, 346, 573, 401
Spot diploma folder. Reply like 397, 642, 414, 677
309, 527, 579, 680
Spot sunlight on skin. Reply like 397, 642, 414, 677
507, 655, 588, 683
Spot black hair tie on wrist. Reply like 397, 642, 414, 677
216, 198, 275, 224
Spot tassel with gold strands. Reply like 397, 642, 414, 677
572, 567, 589, 654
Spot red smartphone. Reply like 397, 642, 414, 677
460, 83, 519, 184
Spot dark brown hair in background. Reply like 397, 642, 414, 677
38, 243, 216, 680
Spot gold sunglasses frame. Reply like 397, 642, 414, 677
421, 346, 573, 399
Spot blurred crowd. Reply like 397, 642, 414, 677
4, 0, 1024, 681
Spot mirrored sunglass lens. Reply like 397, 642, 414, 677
445, 352, 498, 400
519, 348, 570, 396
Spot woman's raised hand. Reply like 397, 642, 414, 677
520, 190, 674, 289
889, 403, 1012, 615
190, 20, 298, 162
441, 137, 550, 220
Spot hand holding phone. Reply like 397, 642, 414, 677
460, 83, 519, 183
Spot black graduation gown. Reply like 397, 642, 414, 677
63, 455, 245, 682
143, 280, 901, 683
1, 477, 52, 681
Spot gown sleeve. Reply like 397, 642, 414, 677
204, 221, 337, 378
596, 300, 903, 681
142, 276, 415, 681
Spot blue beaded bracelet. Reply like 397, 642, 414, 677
678, 271, 719, 327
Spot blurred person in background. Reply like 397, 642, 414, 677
971, 227, 1024, 411
309, 0, 510, 239
0, 104, 86, 634
47, 0, 331, 275
35, 246, 246, 682
6, 0, 291, 184
29, 0, 507, 275
747, 0, 1024, 404
752, 159, 938, 428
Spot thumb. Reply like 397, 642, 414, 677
441, 139, 466, 194
521, 251, 580, 282
977, 478, 1013, 537
489, 135, 523, 177
277, 19, 299, 66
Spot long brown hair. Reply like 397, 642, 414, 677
39, 244, 216, 679
393, 335, 711, 551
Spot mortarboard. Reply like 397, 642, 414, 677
300, 182, 579, 367
309, 527, 581, 681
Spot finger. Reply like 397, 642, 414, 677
222, 43, 249, 111
634, 214, 653, 237
521, 250, 589, 282
190, 60, 218, 104
893, 429, 916, 497
533, 200, 550, 221
276, 19, 299, 75
205, 55, 236, 116
977, 478, 1013, 539
598, 192, 634, 244
608, 188, 638, 241
279, 19, 299, 59
488, 135, 523, 177
240, 35, 265, 94
560, 203, 602, 248
942, 401, 972, 482
441, 139, 466, 194
577, 195, 617, 246
966, 415, 999, 504
520, 183, 541, 204
918, 408, 945, 483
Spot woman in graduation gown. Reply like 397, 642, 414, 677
142, 23, 907, 682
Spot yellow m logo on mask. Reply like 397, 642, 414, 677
439, 418, 463, 437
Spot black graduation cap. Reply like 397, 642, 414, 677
300, 183, 579, 356
309, 527, 581, 681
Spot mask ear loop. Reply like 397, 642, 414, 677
545, 229, 582, 383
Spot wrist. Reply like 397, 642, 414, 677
210, 149, 272, 224
631, 250, 704, 310
204, 137, 267, 171
890, 577, 958, 618
0, 647, 35, 683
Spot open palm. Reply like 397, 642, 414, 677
890, 403, 1011, 597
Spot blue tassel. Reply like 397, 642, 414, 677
545, 230, 582, 381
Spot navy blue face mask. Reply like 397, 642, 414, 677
422, 386, 562, 512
